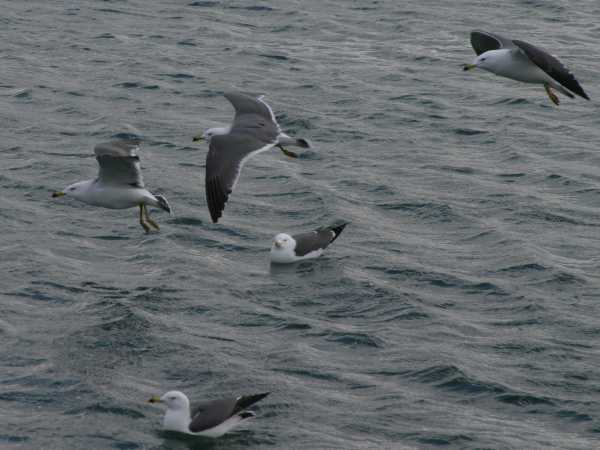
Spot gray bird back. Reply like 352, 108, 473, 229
188, 397, 238, 433
293, 229, 336, 257
293, 223, 348, 257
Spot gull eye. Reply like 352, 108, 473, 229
69, 187, 75, 191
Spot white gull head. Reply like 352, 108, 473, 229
270, 233, 297, 264
467, 49, 515, 76
53, 180, 94, 201
201, 126, 230, 143
156, 390, 191, 433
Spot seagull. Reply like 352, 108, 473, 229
193, 92, 311, 223
148, 390, 269, 437
52, 140, 172, 232
464, 30, 590, 105
270, 223, 348, 264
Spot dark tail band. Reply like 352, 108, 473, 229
295, 138, 311, 148
154, 194, 172, 215
234, 392, 270, 413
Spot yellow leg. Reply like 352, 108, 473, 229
277, 144, 298, 158
139, 204, 151, 233
143, 204, 160, 231
545, 84, 559, 106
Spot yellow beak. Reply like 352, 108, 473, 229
148, 395, 162, 403
52, 191, 65, 198
463, 64, 476, 71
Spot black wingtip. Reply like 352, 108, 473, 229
329, 222, 349, 242
568, 83, 589, 101
206, 177, 227, 224
236, 392, 270, 411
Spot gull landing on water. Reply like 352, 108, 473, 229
193, 92, 311, 223
148, 391, 269, 437
52, 140, 172, 233
464, 30, 590, 105
270, 222, 348, 264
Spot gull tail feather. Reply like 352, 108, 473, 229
278, 134, 311, 149
237, 411, 256, 420
236, 392, 270, 411
154, 194, 173, 216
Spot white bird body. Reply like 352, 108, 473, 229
475, 49, 552, 84
161, 397, 191, 434
65, 179, 160, 210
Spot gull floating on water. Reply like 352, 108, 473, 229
464, 30, 590, 105
193, 92, 311, 223
270, 223, 348, 264
148, 390, 269, 437
52, 140, 172, 232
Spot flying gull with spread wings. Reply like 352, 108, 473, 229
193, 92, 311, 223
52, 140, 171, 232
148, 390, 269, 437
464, 30, 589, 105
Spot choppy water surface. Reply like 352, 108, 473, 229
2, 1, 600, 449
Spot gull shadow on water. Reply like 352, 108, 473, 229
92, 234, 132, 241
152, 429, 264, 450
268, 257, 341, 278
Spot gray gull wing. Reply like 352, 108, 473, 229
224, 91, 281, 141
94, 140, 144, 188
512, 39, 589, 100
470, 30, 515, 55
205, 133, 276, 223
189, 393, 269, 433
293, 223, 348, 257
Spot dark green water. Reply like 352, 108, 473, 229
2, 1, 600, 449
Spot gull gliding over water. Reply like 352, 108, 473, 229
464, 30, 590, 105
52, 140, 172, 232
193, 92, 311, 223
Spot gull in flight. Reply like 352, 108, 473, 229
464, 30, 589, 105
52, 140, 171, 232
193, 92, 311, 223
